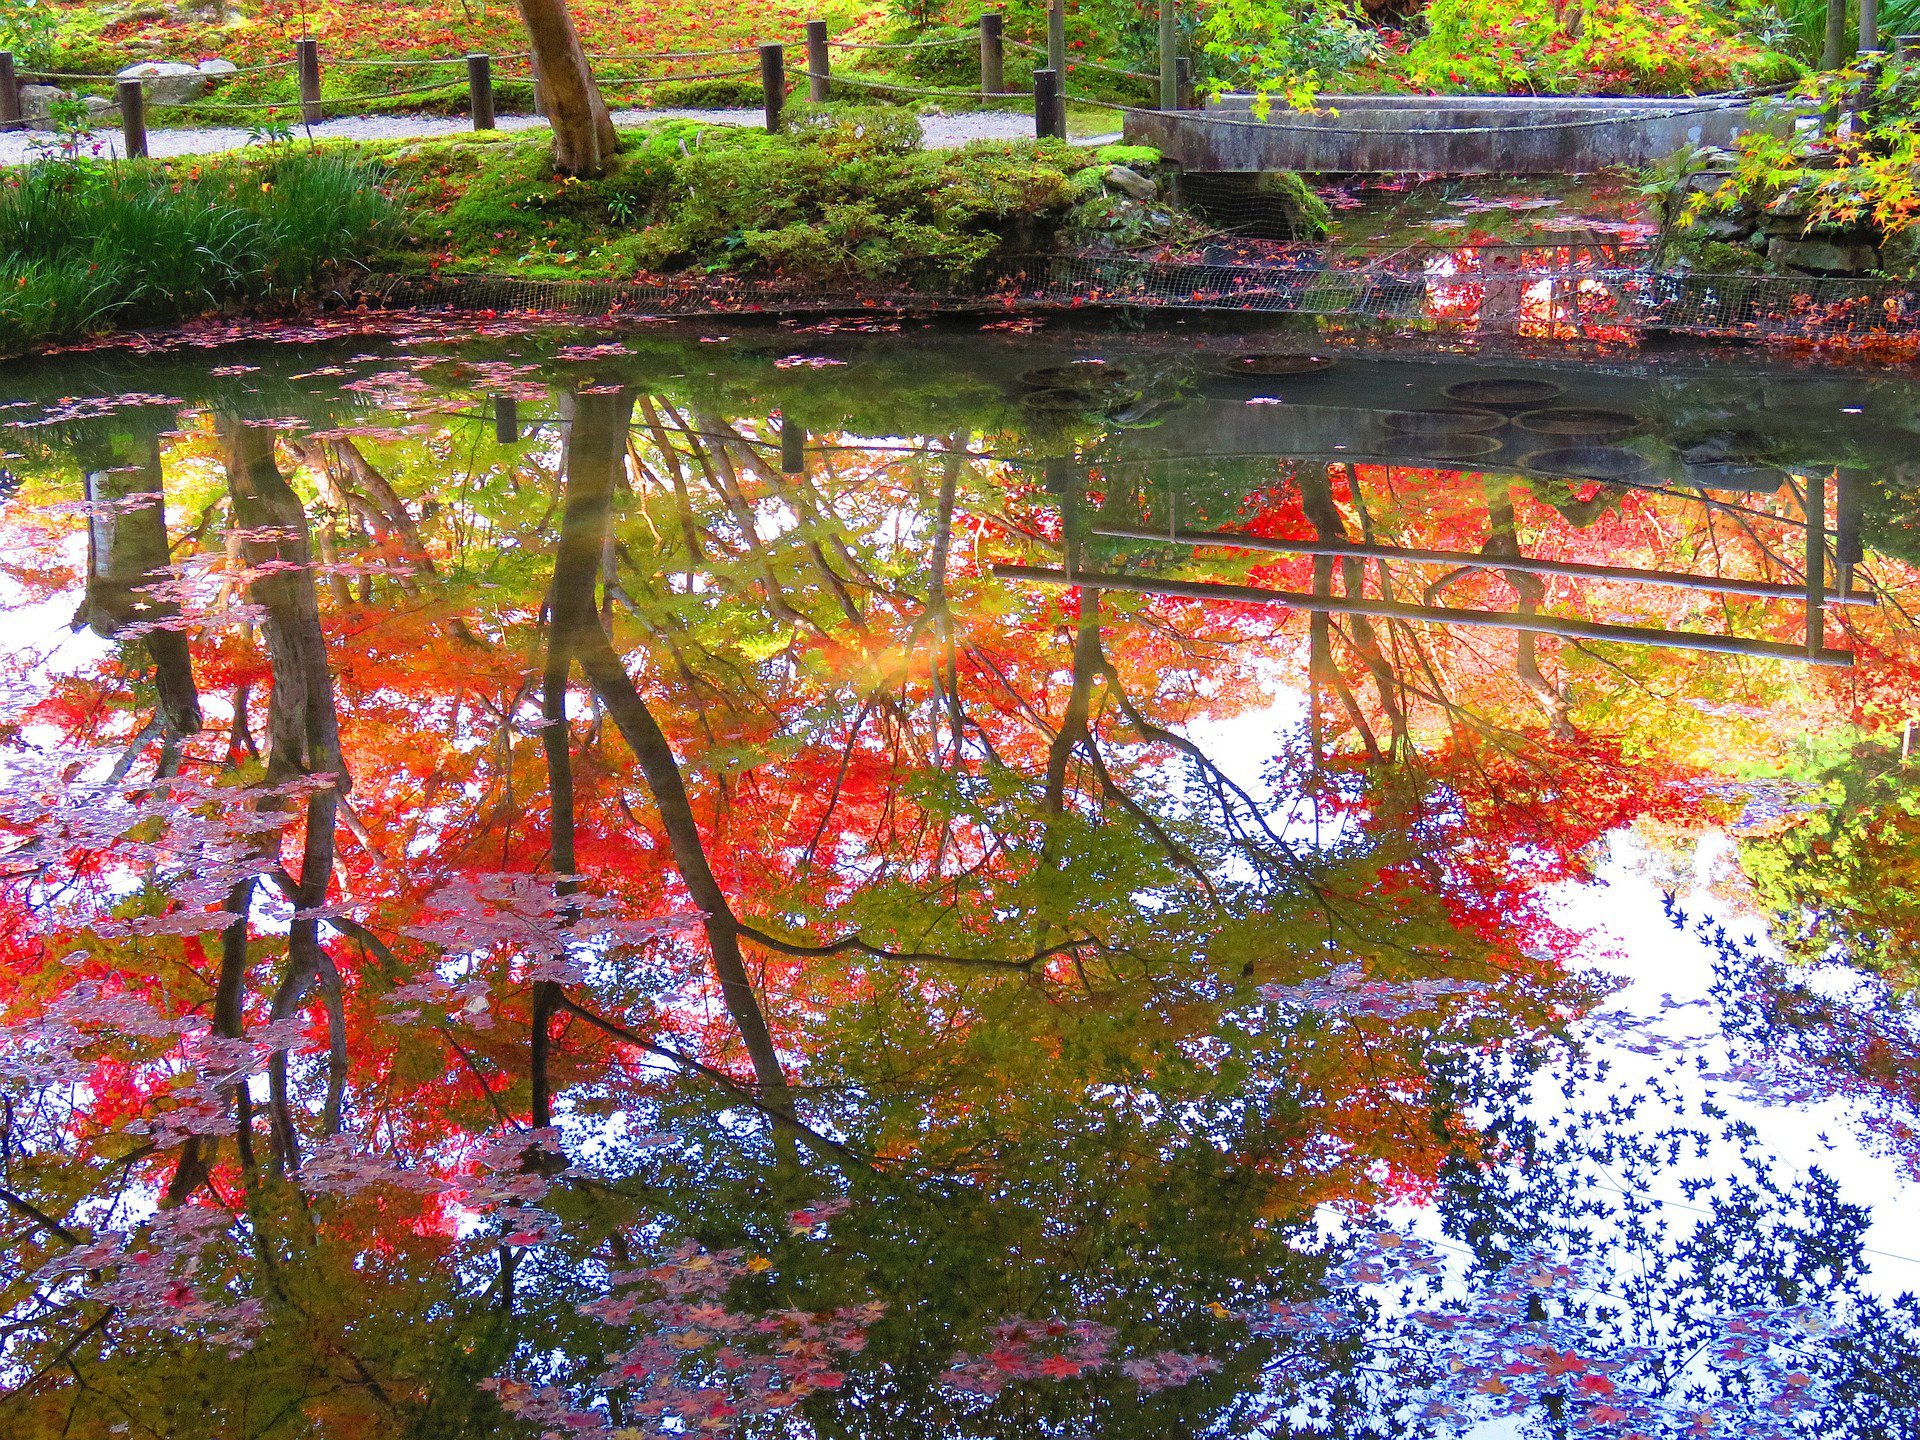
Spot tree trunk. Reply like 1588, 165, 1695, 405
514, 0, 616, 177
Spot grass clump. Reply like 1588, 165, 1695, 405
0, 149, 394, 355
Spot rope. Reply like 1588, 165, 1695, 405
1126, 94, 1786, 136
1003, 39, 1157, 82
313, 80, 474, 112
144, 96, 312, 113
596, 68, 761, 86
586, 46, 765, 62
330, 56, 470, 68
819, 72, 1005, 101
826, 35, 977, 51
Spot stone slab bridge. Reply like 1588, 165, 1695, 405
1121, 94, 1801, 174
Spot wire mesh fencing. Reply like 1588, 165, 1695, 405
361, 247, 1920, 346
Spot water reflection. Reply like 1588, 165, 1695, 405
0, 323, 1917, 1440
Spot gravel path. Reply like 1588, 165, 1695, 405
0, 107, 1102, 166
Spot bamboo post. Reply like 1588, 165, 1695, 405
1047, 0, 1066, 86
0, 53, 20, 133
118, 78, 147, 159
761, 43, 785, 132
467, 52, 495, 130
296, 36, 322, 126
980, 12, 1004, 94
805, 20, 830, 104
1033, 67, 1062, 138
1158, 0, 1177, 110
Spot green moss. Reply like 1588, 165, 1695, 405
374, 119, 1177, 286
1092, 144, 1163, 168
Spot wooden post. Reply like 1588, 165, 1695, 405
980, 12, 1004, 94
467, 53, 495, 130
760, 43, 785, 133
118, 78, 147, 159
0, 53, 21, 133
494, 397, 519, 445
1176, 54, 1194, 109
805, 20, 829, 104
1823, 0, 1846, 69
1861, 0, 1880, 53
1158, 0, 1177, 111
1047, 0, 1066, 83
1897, 33, 1920, 59
1033, 67, 1062, 138
780, 419, 806, 474
296, 36, 322, 126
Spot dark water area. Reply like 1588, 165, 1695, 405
1, 314, 1918, 1440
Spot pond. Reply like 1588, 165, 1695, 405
1, 315, 1918, 1440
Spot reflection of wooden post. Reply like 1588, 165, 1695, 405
494, 396, 519, 444
781, 418, 806, 474
1835, 467, 1864, 596
1159, 0, 1177, 111
1806, 472, 1827, 658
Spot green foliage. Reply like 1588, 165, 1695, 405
0, 151, 396, 356
1668, 59, 1920, 273
0, 0, 64, 69
383, 119, 1176, 285
1199, 0, 1381, 107
1740, 737, 1920, 993
1406, 0, 1792, 93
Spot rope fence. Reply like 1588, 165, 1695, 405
0, 10, 1844, 170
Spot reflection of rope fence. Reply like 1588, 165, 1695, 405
361, 251, 1920, 346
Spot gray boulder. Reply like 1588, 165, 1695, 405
117, 61, 209, 107
1104, 164, 1158, 203
1768, 238, 1881, 275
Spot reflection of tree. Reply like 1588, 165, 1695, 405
1, 340, 1917, 1439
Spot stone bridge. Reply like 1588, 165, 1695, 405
1122, 94, 1801, 174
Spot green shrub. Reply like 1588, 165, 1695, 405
0, 150, 395, 356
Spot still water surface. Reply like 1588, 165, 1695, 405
1, 318, 1918, 1439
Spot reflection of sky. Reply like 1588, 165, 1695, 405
1559, 836, 1920, 1297
1186, 686, 1920, 1438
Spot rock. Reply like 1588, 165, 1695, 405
117, 61, 209, 107
81, 95, 116, 117
197, 58, 238, 82
1104, 164, 1158, 203
1767, 237, 1881, 275
19, 83, 74, 131
1692, 215, 1753, 242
